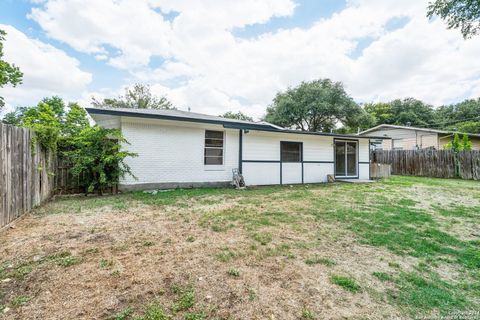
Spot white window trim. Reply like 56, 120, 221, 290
204, 130, 225, 170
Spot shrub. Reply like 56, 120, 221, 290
65, 126, 136, 194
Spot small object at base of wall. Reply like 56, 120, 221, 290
327, 174, 335, 183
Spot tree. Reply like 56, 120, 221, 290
92, 84, 175, 110
264, 79, 367, 133
444, 133, 472, 151
435, 98, 480, 132
455, 121, 480, 133
221, 111, 254, 122
0, 29, 23, 109
22, 102, 62, 152
427, 0, 480, 38
62, 103, 90, 139
364, 98, 435, 127
364, 102, 394, 125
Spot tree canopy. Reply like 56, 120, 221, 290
434, 98, 480, 133
2, 96, 136, 194
92, 84, 175, 110
427, 0, 480, 38
221, 111, 253, 122
364, 98, 435, 128
0, 29, 23, 109
264, 79, 369, 133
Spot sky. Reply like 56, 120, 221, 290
1, 0, 480, 119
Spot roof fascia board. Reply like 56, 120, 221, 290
86, 108, 390, 140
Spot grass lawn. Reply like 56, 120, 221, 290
0, 176, 479, 319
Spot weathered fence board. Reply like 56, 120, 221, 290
370, 163, 391, 179
0, 123, 56, 228
372, 149, 480, 180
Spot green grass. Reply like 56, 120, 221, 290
304, 255, 336, 266
100, 259, 114, 269
227, 267, 240, 277
10, 295, 30, 307
138, 303, 170, 320
301, 307, 315, 319
112, 307, 133, 320
172, 288, 195, 313
372, 272, 393, 282
330, 275, 361, 293
47, 251, 82, 267
251, 231, 272, 245
215, 248, 238, 262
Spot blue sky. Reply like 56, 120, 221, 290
1, 0, 479, 117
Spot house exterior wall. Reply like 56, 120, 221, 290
362, 128, 439, 150
358, 139, 370, 180
471, 137, 480, 150
115, 117, 372, 190
242, 131, 336, 185
120, 118, 239, 190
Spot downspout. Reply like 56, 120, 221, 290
238, 129, 243, 173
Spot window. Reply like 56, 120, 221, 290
281, 142, 302, 162
204, 130, 224, 165
370, 140, 383, 151
392, 139, 403, 150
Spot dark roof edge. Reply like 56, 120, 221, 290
86, 107, 390, 140
85, 107, 274, 131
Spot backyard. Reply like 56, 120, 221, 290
0, 176, 479, 319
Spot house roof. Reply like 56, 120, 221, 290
86, 107, 390, 140
358, 124, 480, 138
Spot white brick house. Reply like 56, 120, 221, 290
86, 108, 387, 191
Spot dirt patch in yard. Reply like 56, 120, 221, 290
1, 178, 478, 319
1, 202, 405, 319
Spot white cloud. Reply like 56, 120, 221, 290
10, 0, 480, 118
0, 24, 92, 108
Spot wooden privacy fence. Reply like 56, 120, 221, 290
372, 149, 480, 180
370, 163, 391, 179
0, 123, 56, 228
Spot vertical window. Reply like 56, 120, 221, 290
204, 130, 224, 165
281, 142, 302, 162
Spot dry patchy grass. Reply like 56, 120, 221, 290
0, 176, 479, 319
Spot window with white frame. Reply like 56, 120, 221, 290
204, 130, 224, 165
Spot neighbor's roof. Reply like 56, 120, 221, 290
86, 107, 390, 139
359, 124, 480, 138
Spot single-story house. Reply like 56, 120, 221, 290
86, 107, 388, 191
359, 124, 480, 151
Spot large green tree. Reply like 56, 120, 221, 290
221, 111, 253, 122
264, 79, 369, 132
427, 0, 480, 38
365, 98, 435, 127
0, 29, 23, 109
92, 83, 175, 110
434, 98, 480, 132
